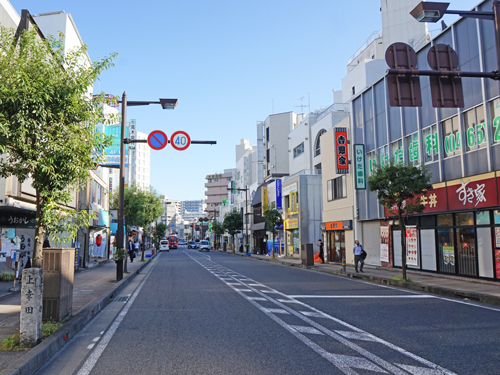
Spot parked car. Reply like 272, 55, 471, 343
188, 241, 197, 249
159, 240, 169, 252
199, 240, 210, 252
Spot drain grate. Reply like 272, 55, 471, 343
114, 296, 130, 303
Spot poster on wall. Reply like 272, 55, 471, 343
92, 233, 107, 258
380, 226, 389, 262
495, 249, 500, 279
443, 246, 455, 266
405, 226, 418, 267
495, 228, 500, 248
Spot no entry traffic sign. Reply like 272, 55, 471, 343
171, 131, 191, 151
147, 130, 168, 150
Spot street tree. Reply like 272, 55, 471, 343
211, 220, 224, 249
264, 204, 283, 257
110, 185, 163, 259
154, 222, 167, 244
223, 209, 243, 251
368, 162, 432, 281
0, 27, 117, 267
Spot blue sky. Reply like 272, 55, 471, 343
13, 0, 478, 201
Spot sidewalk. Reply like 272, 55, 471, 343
221, 250, 500, 306
0, 247, 157, 375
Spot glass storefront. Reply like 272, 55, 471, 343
393, 210, 500, 279
326, 231, 345, 262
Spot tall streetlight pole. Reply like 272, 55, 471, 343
115, 92, 177, 281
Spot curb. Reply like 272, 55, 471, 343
223, 250, 500, 307
0, 253, 157, 375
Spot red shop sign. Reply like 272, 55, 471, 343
384, 185, 447, 217
447, 175, 497, 211
335, 127, 349, 174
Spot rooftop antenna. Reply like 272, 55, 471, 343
295, 96, 308, 114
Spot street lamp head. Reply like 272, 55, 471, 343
159, 98, 178, 110
410, 1, 449, 23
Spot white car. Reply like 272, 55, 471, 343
199, 240, 210, 252
159, 240, 169, 252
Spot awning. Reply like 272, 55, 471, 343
251, 222, 266, 231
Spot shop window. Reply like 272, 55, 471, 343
494, 210, 500, 224
464, 105, 486, 152
293, 143, 305, 158
327, 179, 333, 201
477, 211, 490, 225
438, 227, 455, 274
405, 132, 419, 166
378, 145, 389, 168
437, 214, 453, 226
367, 151, 377, 176
442, 116, 461, 157
456, 227, 477, 276
422, 125, 439, 163
456, 212, 474, 226
489, 99, 500, 144
391, 139, 403, 165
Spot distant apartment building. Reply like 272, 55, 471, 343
180, 200, 205, 223
205, 169, 235, 218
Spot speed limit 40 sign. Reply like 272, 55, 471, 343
171, 131, 191, 151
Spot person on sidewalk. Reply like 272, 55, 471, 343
134, 240, 140, 255
128, 240, 135, 262
353, 240, 364, 273
318, 239, 325, 264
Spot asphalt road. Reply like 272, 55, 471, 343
37, 248, 500, 375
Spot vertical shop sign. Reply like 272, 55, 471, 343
354, 144, 366, 189
405, 226, 418, 266
380, 226, 389, 262
276, 179, 282, 210
335, 128, 349, 174
262, 186, 268, 215
496, 227, 500, 248
290, 191, 297, 213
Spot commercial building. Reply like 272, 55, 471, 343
205, 169, 235, 218
339, 0, 500, 279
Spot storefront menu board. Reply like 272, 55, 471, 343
380, 226, 389, 262
405, 226, 418, 267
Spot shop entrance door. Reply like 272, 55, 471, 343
329, 231, 345, 263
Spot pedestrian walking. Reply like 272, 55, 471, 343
128, 240, 135, 262
353, 240, 364, 273
318, 239, 325, 263
134, 240, 140, 254
239, 242, 243, 253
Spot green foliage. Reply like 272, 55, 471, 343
211, 220, 224, 237
0, 321, 64, 350
263, 204, 283, 235
0, 27, 117, 266
391, 274, 413, 282
367, 162, 432, 217
112, 248, 127, 261
110, 184, 163, 234
154, 222, 167, 244
368, 162, 432, 281
0, 271, 15, 282
223, 209, 243, 237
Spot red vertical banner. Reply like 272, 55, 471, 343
335, 128, 349, 174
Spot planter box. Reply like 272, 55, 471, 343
42, 248, 75, 321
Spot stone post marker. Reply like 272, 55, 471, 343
20, 268, 43, 346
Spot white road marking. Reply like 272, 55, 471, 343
76, 256, 159, 375
300, 311, 328, 318
396, 364, 449, 375
278, 299, 301, 304
190, 253, 457, 375
289, 295, 434, 299
92, 337, 100, 342
246, 297, 267, 301
261, 290, 279, 293
260, 308, 289, 314
86, 344, 95, 350
100, 331, 104, 335
335, 331, 378, 342
290, 325, 324, 335
234, 289, 253, 292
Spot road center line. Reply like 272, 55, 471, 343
288, 295, 435, 299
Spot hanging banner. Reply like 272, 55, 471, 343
335, 127, 349, 174
354, 144, 366, 189
380, 226, 389, 262
290, 191, 297, 213
276, 179, 282, 210
405, 226, 418, 266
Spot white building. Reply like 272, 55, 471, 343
180, 200, 205, 223
130, 128, 151, 191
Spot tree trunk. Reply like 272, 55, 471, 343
33, 191, 46, 268
399, 209, 407, 281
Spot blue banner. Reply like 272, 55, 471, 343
276, 179, 282, 210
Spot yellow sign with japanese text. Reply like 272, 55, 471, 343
262, 187, 268, 215
290, 191, 297, 213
